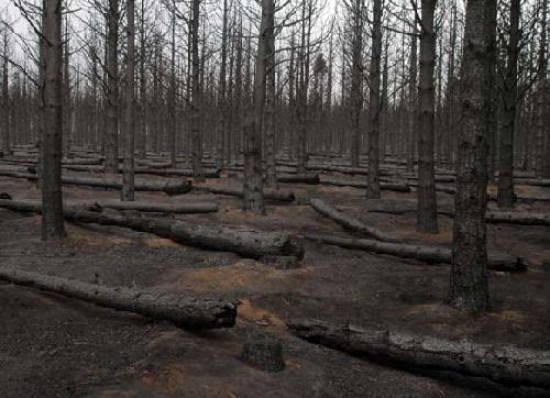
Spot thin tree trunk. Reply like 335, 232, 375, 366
264, 0, 277, 188
190, 0, 203, 180
105, 0, 119, 174
497, 0, 520, 208
416, 0, 438, 233
122, 0, 135, 201
350, 0, 364, 169
366, 0, 383, 199
1, 33, 10, 156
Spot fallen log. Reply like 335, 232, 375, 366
0, 171, 192, 195
65, 165, 221, 179
0, 198, 219, 214
300, 233, 525, 272
320, 177, 411, 193
194, 184, 295, 202
310, 199, 401, 243
288, 320, 550, 389
0, 267, 237, 329
0, 200, 304, 264
361, 201, 550, 227
276, 174, 320, 185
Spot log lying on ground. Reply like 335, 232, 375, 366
0, 171, 192, 195
0, 267, 237, 329
194, 184, 295, 202
320, 177, 411, 193
276, 174, 320, 185
361, 200, 550, 227
288, 320, 550, 389
65, 164, 221, 178
1, 157, 103, 166
0, 199, 304, 264
310, 199, 401, 243
300, 233, 525, 272
1, 198, 219, 214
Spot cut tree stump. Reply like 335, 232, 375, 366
310, 199, 401, 242
241, 333, 286, 372
0, 171, 192, 195
0, 199, 304, 264
288, 320, 550, 389
194, 184, 295, 202
300, 233, 525, 272
0, 267, 237, 329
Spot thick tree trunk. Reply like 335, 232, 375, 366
497, 0, 520, 208
450, 0, 490, 311
416, 0, 439, 233
243, 0, 271, 213
309, 199, 401, 242
288, 320, 550, 389
0, 267, 237, 329
41, 0, 66, 241
302, 233, 524, 272
122, 0, 135, 201
366, 0, 383, 199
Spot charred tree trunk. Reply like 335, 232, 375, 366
288, 320, 550, 389
416, 0, 439, 233
105, 0, 120, 174
0, 267, 237, 329
309, 198, 401, 242
41, 0, 66, 241
497, 0, 520, 208
450, 0, 490, 311
122, 0, 135, 201
366, 0, 383, 199
243, 0, 271, 213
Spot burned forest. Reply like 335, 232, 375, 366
1, 0, 550, 396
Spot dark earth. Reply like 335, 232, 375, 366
1, 171, 550, 397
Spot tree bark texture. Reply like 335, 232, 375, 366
0, 267, 237, 329
288, 320, 550, 389
41, 0, 66, 241
450, 0, 490, 311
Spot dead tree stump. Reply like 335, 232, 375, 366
242, 333, 285, 372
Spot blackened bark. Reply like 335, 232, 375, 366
416, 0, 438, 233
105, 0, 119, 174
41, 0, 66, 241
450, 0, 490, 311
366, 0, 382, 199
497, 0, 520, 208
122, 0, 135, 201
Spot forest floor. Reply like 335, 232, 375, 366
1, 170, 550, 397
